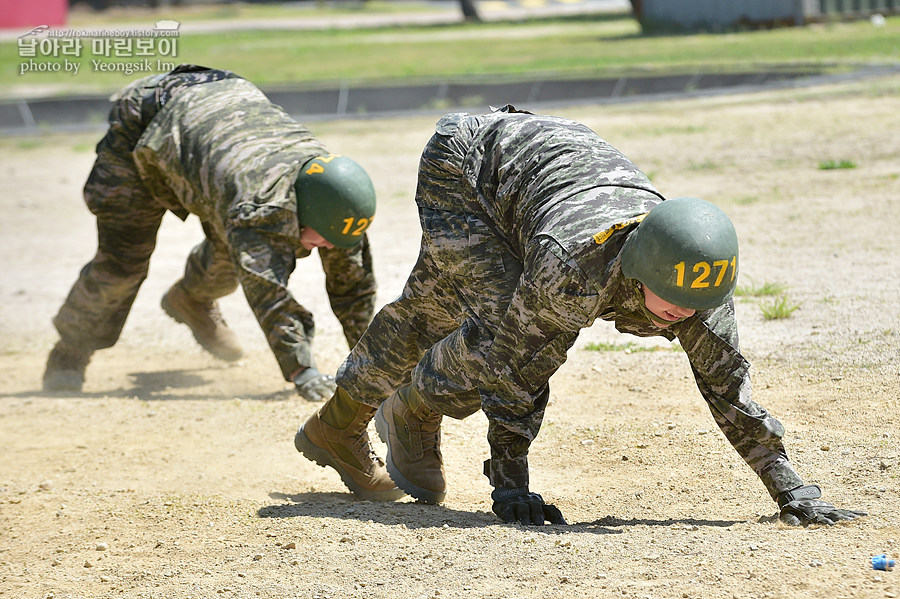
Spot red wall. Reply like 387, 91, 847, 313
0, 0, 68, 29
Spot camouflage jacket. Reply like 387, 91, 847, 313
447, 110, 797, 495
132, 72, 376, 379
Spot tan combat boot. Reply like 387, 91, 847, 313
42, 340, 92, 392
161, 282, 243, 362
295, 400, 405, 502
374, 385, 446, 504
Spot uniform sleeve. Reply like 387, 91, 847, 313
318, 234, 377, 349
480, 238, 599, 489
227, 206, 319, 381
675, 304, 803, 497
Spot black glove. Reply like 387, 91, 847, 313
293, 368, 336, 402
491, 487, 567, 526
777, 484, 867, 527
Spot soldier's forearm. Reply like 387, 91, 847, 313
758, 457, 804, 501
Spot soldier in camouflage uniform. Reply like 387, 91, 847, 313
43, 64, 383, 407
295, 105, 866, 525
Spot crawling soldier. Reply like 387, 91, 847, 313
294, 105, 866, 525
43, 65, 378, 403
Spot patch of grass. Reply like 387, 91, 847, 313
760, 295, 800, 320
583, 341, 678, 353
2, 13, 898, 96
646, 124, 708, 136
735, 280, 788, 297
686, 159, 719, 171
818, 159, 857, 170
15, 139, 46, 150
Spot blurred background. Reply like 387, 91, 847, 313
1, 0, 898, 132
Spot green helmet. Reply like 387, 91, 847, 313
294, 154, 376, 249
621, 197, 739, 310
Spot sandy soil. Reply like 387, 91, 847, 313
1, 76, 898, 599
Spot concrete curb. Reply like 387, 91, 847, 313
2, 65, 898, 136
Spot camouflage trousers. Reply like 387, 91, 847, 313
337, 123, 521, 419
52, 76, 241, 351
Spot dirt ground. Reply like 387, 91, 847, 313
1, 76, 899, 599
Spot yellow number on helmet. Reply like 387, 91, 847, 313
305, 162, 325, 176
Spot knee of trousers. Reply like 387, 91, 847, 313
409, 366, 482, 420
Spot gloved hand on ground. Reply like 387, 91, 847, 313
491, 487, 567, 526
777, 484, 867, 526
293, 368, 336, 402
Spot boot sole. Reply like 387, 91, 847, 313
161, 293, 244, 362
294, 425, 406, 502
374, 403, 447, 505
42, 370, 84, 393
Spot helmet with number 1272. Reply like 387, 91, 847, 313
294, 154, 377, 249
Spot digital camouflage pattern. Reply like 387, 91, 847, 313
338, 107, 802, 497
52, 65, 376, 380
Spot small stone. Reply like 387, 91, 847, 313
820, 446, 830, 452
340, 536, 353, 544
810, 559, 823, 567
281, 542, 296, 550
83, 561, 93, 568
95, 542, 109, 552
50, 559, 61, 567
38, 481, 53, 491
252, 554, 263, 561
100, 576, 111, 582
